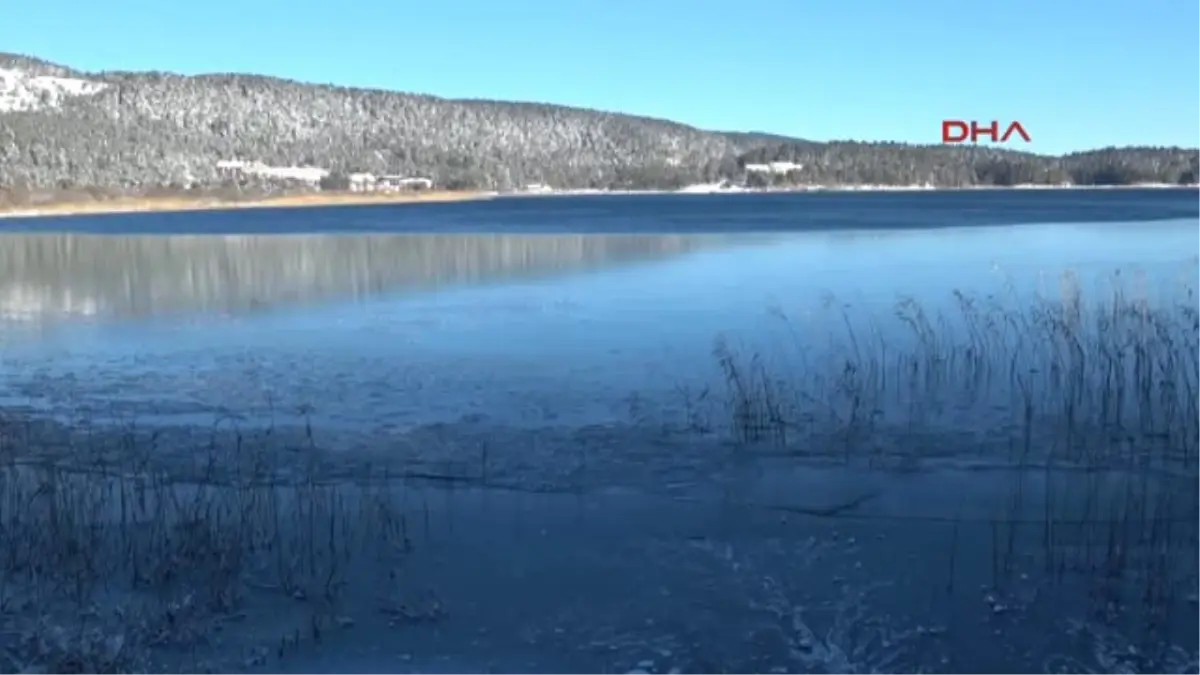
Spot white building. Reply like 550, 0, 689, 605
348, 173, 377, 192
216, 159, 330, 186
341, 173, 435, 192
377, 176, 433, 191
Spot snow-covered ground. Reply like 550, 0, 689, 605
0, 67, 108, 113
676, 182, 749, 194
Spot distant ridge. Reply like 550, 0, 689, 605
0, 52, 1196, 193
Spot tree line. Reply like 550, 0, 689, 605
736, 142, 1198, 188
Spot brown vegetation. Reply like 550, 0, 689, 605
0, 187, 492, 219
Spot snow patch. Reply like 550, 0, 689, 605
0, 67, 108, 113
676, 182, 748, 194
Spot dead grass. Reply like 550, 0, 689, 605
0, 189, 492, 219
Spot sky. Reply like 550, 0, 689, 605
2, 0, 1197, 155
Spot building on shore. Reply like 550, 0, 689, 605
378, 176, 434, 191
215, 162, 436, 192
216, 160, 330, 187
348, 173, 377, 192
346, 174, 434, 192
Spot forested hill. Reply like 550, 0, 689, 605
0, 52, 1195, 192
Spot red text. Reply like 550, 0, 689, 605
942, 120, 1032, 145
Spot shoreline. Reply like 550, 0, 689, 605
0, 189, 497, 220
0, 182, 1195, 220
504, 182, 1200, 198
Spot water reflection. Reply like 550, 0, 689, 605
0, 233, 757, 321
1, 220, 1194, 433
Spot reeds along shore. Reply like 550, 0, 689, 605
0, 429, 422, 672
708, 274, 1199, 670
712, 272, 1199, 470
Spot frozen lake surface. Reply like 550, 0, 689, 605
0, 190, 1196, 673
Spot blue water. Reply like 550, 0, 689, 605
1, 191, 1196, 434
0, 190, 1197, 673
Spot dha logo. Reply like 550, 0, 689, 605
942, 120, 1032, 145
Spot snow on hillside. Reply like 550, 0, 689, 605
0, 67, 108, 113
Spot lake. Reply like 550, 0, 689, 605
0, 189, 1197, 673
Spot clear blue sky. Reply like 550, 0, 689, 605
3, 0, 1196, 154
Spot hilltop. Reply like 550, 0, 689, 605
0, 52, 1196, 196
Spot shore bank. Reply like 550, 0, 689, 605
0, 182, 1194, 221
0, 189, 496, 220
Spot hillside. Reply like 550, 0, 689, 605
0, 53, 1196, 193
